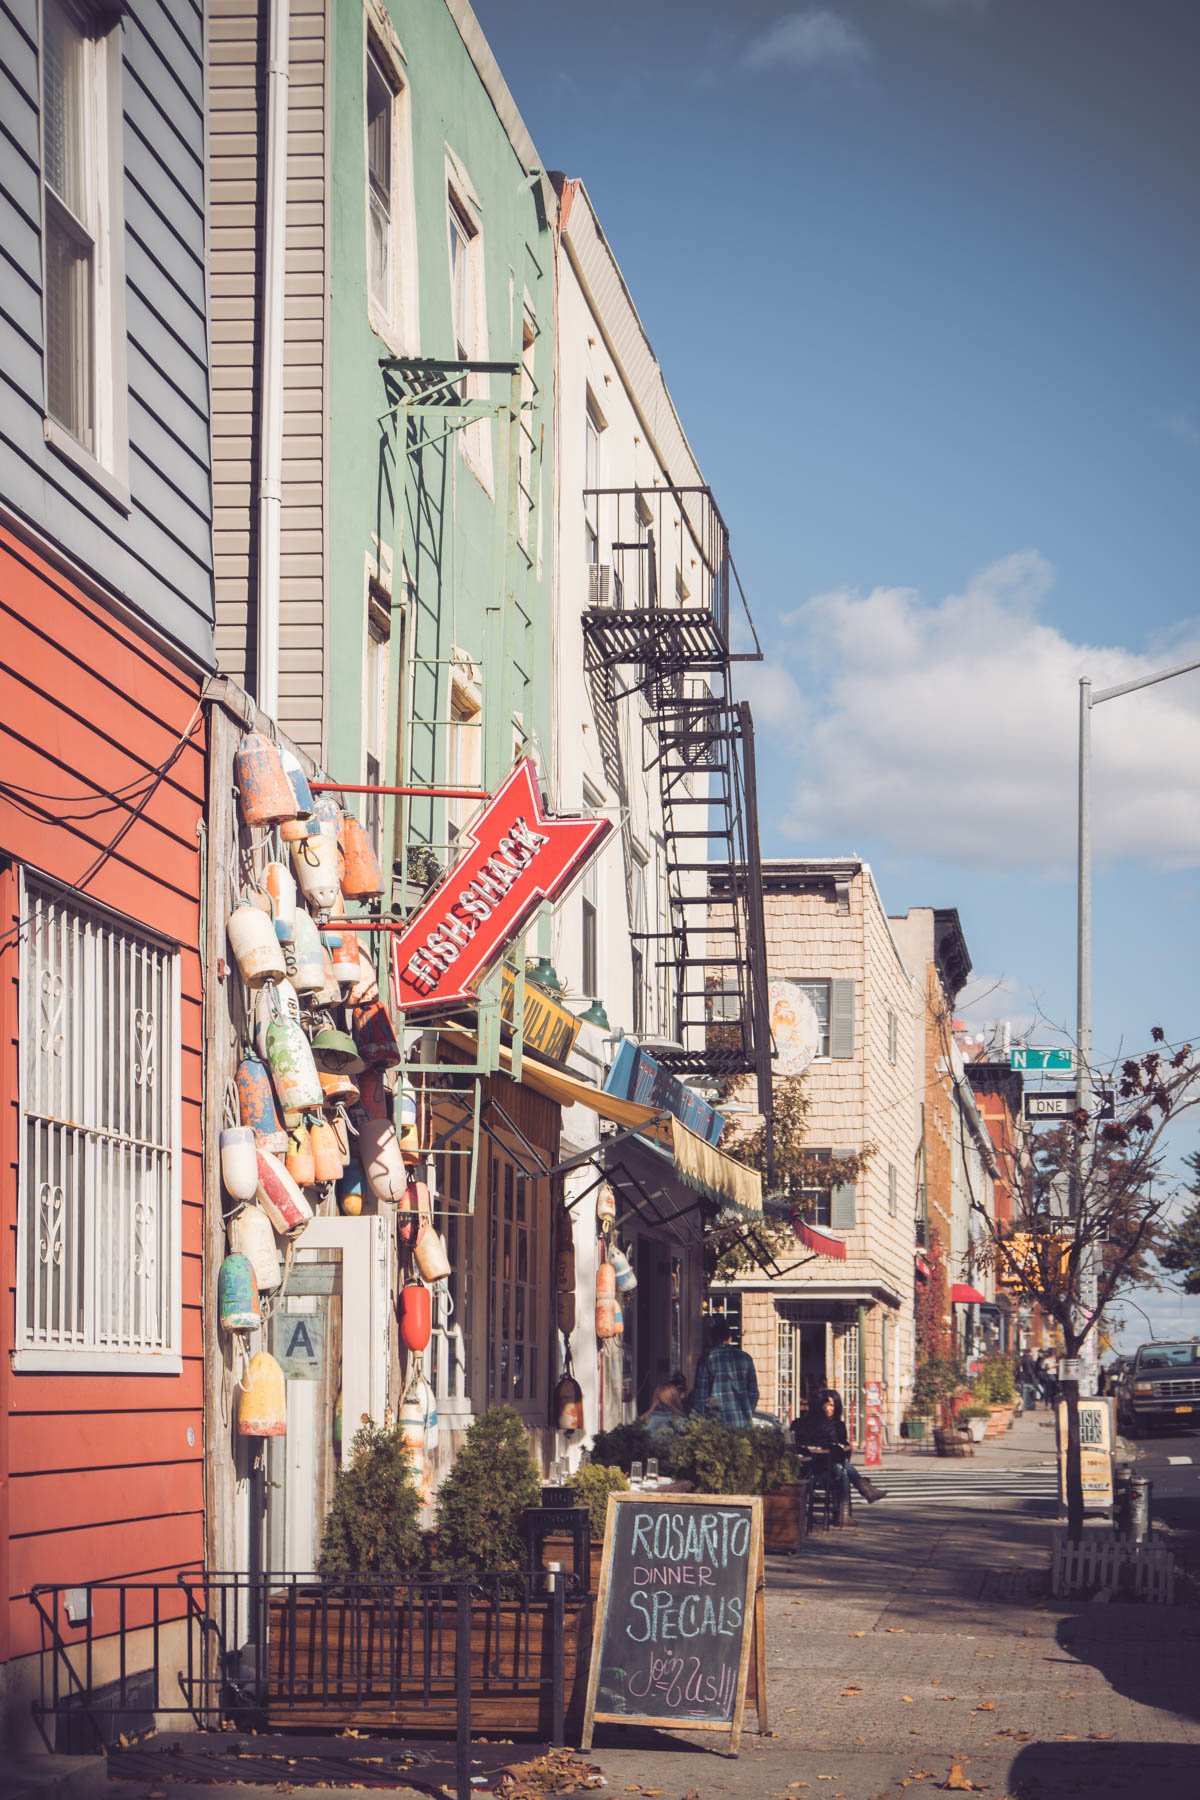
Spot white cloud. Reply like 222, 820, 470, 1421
954, 973, 1041, 1041
741, 9, 870, 74
767, 551, 1200, 874
735, 663, 807, 736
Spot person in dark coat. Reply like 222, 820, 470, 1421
792, 1388, 887, 1522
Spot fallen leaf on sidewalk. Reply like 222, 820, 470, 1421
941, 1760, 979, 1792
1057, 1734, 1078, 1742
1089, 1733, 1112, 1741
840, 1685, 863, 1694
973, 1702, 995, 1712
850, 1630, 865, 1637
887, 1627, 906, 1633
902, 1695, 914, 1703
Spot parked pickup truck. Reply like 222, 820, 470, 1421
1117, 1339, 1200, 1436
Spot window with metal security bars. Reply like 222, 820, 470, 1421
840, 1323, 861, 1449
17, 879, 181, 1369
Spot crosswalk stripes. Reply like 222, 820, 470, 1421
868, 1465, 1060, 1504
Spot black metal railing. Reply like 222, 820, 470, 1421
30, 1568, 581, 1800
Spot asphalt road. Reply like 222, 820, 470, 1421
1129, 1417, 1200, 1535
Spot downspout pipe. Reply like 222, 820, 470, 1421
256, 0, 289, 720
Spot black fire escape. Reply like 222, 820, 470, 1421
581, 484, 773, 1127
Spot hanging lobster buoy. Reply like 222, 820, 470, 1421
340, 811, 385, 901
348, 952, 380, 1007
595, 1259, 618, 1339
237, 1350, 287, 1436
396, 1081, 420, 1158
291, 821, 341, 916
220, 1125, 260, 1203
332, 932, 363, 985
609, 1244, 638, 1293
396, 1177, 429, 1250
255, 979, 301, 1063
280, 748, 317, 842
354, 1000, 401, 1070
228, 895, 286, 989
285, 1121, 315, 1188
555, 1373, 585, 1433
596, 1184, 617, 1228
218, 1252, 260, 1332
398, 1282, 432, 1352
256, 1148, 313, 1236
309, 1115, 344, 1184
265, 1010, 323, 1114
555, 1240, 576, 1337
318, 1069, 360, 1112
237, 1054, 288, 1154
359, 1117, 408, 1203
290, 910, 326, 993
413, 1217, 452, 1282
235, 732, 300, 829
264, 862, 297, 944
327, 1105, 352, 1161
230, 1204, 282, 1291
613, 1296, 624, 1337
338, 1161, 365, 1216
311, 1025, 363, 1073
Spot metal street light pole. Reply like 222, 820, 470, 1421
1077, 652, 1200, 1385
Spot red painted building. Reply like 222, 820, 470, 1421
0, 527, 208, 1742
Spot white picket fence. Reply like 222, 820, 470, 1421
1050, 1532, 1176, 1604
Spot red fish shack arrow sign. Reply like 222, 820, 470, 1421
390, 758, 611, 1016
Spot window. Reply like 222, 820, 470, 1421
485, 1148, 543, 1414
447, 660, 482, 844
887, 1161, 898, 1217
449, 198, 474, 361
429, 1134, 471, 1413
584, 398, 602, 564
798, 980, 831, 1057
795, 1148, 833, 1228
363, 581, 390, 859
581, 855, 598, 999
777, 1312, 801, 1425
631, 947, 645, 1036
840, 1323, 861, 1449
887, 1006, 898, 1065
705, 1290, 741, 1346
41, 0, 125, 475
365, 46, 394, 318
518, 310, 537, 549
17, 879, 181, 1368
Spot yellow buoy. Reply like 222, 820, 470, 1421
237, 1349, 287, 1437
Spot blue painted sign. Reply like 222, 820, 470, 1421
604, 1039, 726, 1146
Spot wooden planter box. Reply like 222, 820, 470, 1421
762, 1481, 810, 1554
934, 1427, 972, 1458
985, 1406, 1014, 1437
266, 1586, 591, 1736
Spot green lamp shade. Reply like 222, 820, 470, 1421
525, 956, 564, 994
578, 998, 611, 1030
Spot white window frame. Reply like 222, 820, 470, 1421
15, 873, 183, 1371
584, 394, 603, 565
799, 978, 832, 1058
39, 0, 129, 497
445, 154, 492, 494
363, 20, 418, 354
362, 575, 391, 861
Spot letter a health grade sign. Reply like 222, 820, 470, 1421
390, 758, 611, 1016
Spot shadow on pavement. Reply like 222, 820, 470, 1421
1054, 1608, 1200, 1730
1010, 1740, 1200, 1799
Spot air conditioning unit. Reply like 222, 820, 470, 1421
588, 564, 623, 610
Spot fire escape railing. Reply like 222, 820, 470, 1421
580, 485, 771, 1127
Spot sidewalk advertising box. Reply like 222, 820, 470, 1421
1055, 1395, 1115, 1512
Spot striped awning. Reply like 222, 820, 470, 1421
793, 1219, 847, 1262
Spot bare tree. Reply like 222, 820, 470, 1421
971, 1030, 1200, 1539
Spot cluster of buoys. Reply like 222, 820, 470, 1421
221, 733, 400, 1441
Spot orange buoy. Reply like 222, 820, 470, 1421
331, 931, 362, 985
238, 1350, 287, 1436
285, 1121, 315, 1188
235, 733, 299, 829
399, 1282, 432, 1353
340, 812, 385, 901
555, 1374, 585, 1432
354, 1000, 401, 1069
309, 1115, 344, 1184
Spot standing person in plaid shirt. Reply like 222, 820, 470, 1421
692, 1317, 759, 1428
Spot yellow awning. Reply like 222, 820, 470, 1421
437, 1027, 761, 1216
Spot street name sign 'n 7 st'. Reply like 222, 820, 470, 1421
390, 758, 611, 1016
1010, 1047, 1075, 1073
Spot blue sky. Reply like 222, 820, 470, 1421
474, 0, 1200, 1341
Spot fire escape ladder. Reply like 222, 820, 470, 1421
580, 485, 770, 1098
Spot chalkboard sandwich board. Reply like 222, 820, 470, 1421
581, 1493, 766, 1756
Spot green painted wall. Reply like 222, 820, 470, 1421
325, 0, 554, 892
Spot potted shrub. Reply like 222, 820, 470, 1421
974, 1354, 1017, 1435
569, 1462, 628, 1589
589, 1420, 660, 1474
316, 1418, 423, 1573
904, 1404, 933, 1443
961, 1404, 990, 1443
434, 1404, 542, 1571
672, 1419, 808, 1553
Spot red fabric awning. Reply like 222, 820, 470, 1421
915, 1253, 931, 1279
793, 1219, 848, 1262
951, 1282, 986, 1303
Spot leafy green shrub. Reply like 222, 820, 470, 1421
973, 1355, 1017, 1406
673, 1418, 761, 1495
914, 1354, 968, 1423
571, 1462, 629, 1540
316, 1419, 422, 1574
753, 1425, 804, 1493
960, 1404, 991, 1421
434, 1405, 541, 1572
590, 1421, 656, 1473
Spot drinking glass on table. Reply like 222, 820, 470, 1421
646, 1457, 659, 1488
630, 1460, 644, 1488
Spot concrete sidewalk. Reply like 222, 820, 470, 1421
588, 1409, 1200, 1800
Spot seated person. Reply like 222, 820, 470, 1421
791, 1388, 887, 1520
642, 1381, 687, 1438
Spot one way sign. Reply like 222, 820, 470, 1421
1023, 1090, 1114, 1123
